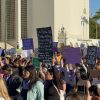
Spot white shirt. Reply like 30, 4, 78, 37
0, 97, 5, 100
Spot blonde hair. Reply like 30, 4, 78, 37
0, 77, 10, 100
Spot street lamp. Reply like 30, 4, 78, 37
5, 0, 7, 52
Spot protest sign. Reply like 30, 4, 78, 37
90, 69, 100, 78
21, 50, 33, 58
22, 38, 34, 50
0, 49, 2, 56
87, 46, 97, 65
53, 42, 58, 48
10, 48, 16, 55
37, 27, 53, 64
32, 57, 40, 70
97, 47, 100, 58
53, 42, 58, 53
21, 50, 28, 58
62, 47, 81, 64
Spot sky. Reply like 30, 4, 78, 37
90, 0, 100, 16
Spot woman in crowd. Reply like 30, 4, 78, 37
89, 85, 100, 100
44, 68, 54, 100
46, 67, 66, 100
66, 91, 86, 100
21, 66, 34, 100
4, 65, 22, 100
0, 77, 10, 100
66, 64, 76, 93
76, 64, 87, 94
27, 65, 45, 100
45, 67, 60, 100
96, 58, 100, 69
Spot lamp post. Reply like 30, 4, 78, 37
5, 0, 7, 52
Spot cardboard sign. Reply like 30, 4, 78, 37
21, 50, 33, 58
62, 47, 81, 64
90, 69, 100, 77
37, 27, 53, 63
87, 46, 97, 65
22, 38, 34, 50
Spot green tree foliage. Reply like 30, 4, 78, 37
89, 17, 96, 39
89, 9, 100, 39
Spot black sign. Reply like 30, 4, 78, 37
87, 46, 97, 65
37, 27, 53, 63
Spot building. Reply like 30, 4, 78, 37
0, 0, 89, 49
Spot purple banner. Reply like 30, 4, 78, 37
62, 47, 81, 64
22, 38, 34, 50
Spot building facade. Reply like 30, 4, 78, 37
0, 0, 89, 48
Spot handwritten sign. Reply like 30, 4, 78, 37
37, 27, 53, 63
87, 46, 97, 65
22, 38, 34, 50
90, 69, 100, 77
62, 47, 81, 64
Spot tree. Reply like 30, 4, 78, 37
93, 9, 100, 39
89, 17, 96, 39
89, 9, 100, 39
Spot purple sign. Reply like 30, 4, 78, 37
53, 42, 58, 48
0, 49, 2, 56
53, 42, 58, 52
97, 48, 100, 57
22, 38, 34, 50
62, 47, 81, 64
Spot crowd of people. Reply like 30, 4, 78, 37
0, 50, 100, 100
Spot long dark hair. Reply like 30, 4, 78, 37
89, 85, 100, 96
25, 65, 38, 90
52, 66, 60, 86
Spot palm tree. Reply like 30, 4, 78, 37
93, 9, 100, 39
